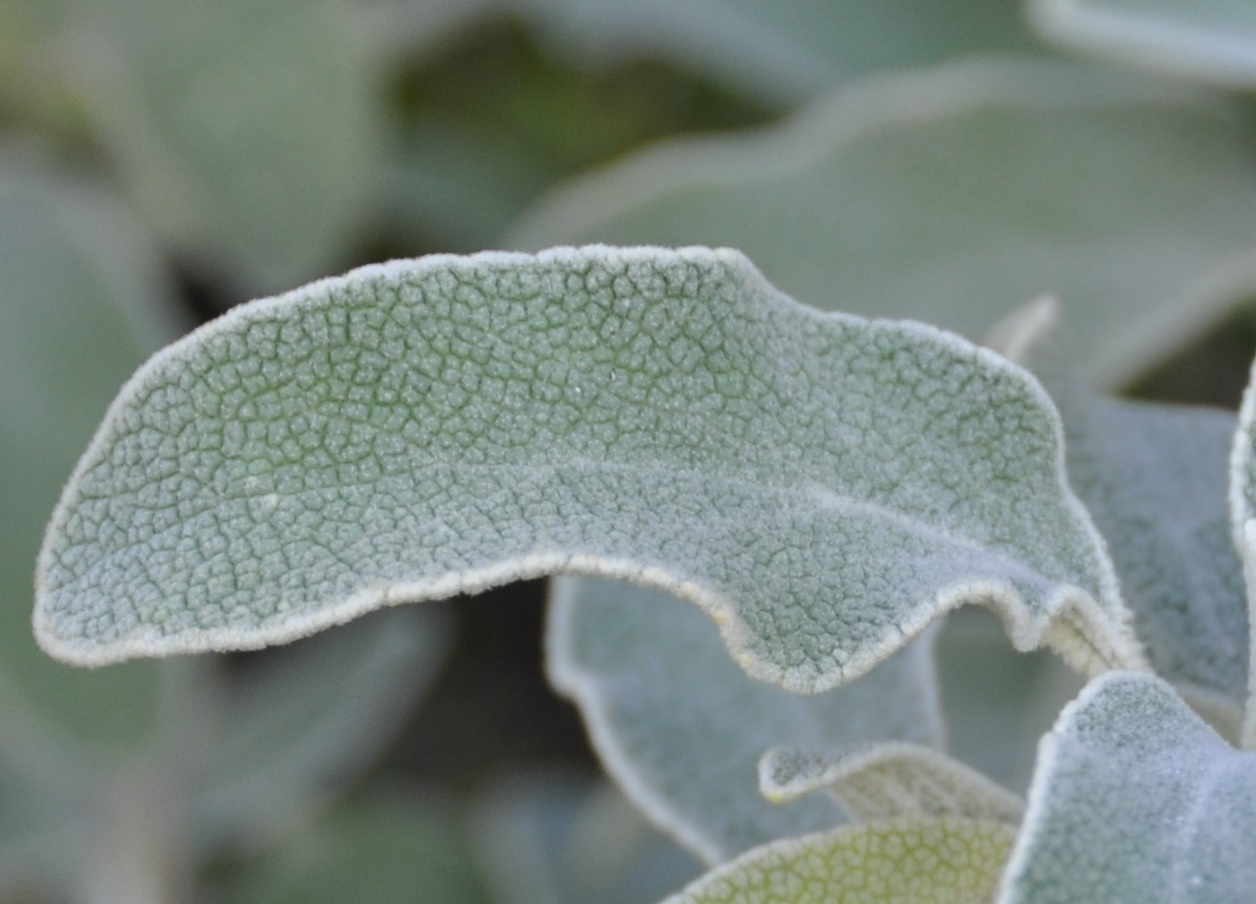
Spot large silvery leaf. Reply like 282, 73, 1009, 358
36, 246, 1142, 691
1031, 0, 1256, 88
999, 671, 1256, 903
26, 0, 378, 292
508, 60, 1256, 388
661, 817, 1017, 904
547, 576, 944, 862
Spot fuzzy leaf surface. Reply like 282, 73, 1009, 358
999, 671, 1256, 903
1031, 0, 1256, 88
37, 247, 1139, 690
759, 742, 1024, 824
509, 60, 1256, 387
548, 577, 943, 862
661, 818, 1016, 904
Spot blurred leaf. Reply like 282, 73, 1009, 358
932, 608, 1082, 793
661, 817, 1017, 904
380, 0, 1034, 106
510, 59, 1256, 388
758, 742, 1025, 823
999, 672, 1256, 903
195, 608, 451, 849
1031, 0, 1256, 88
547, 577, 943, 862
0, 147, 180, 760
28, 0, 380, 292
37, 247, 1141, 694
473, 773, 700, 904
212, 787, 491, 904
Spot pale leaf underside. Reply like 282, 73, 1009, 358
37, 247, 1139, 692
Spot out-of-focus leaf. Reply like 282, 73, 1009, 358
1031, 0, 1256, 89
932, 608, 1082, 793
28, 0, 379, 293
661, 817, 1017, 904
36, 247, 1141, 694
999, 671, 1256, 903
378, 0, 1033, 106
758, 742, 1025, 823
547, 577, 943, 862
0, 147, 179, 760
195, 607, 450, 848
473, 774, 700, 904
509, 59, 1256, 388
211, 787, 491, 904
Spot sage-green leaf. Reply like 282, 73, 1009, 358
1031, 0, 1256, 88
508, 59, 1256, 387
660, 817, 1017, 904
999, 671, 1256, 903
547, 576, 943, 862
759, 742, 1025, 824
36, 246, 1142, 692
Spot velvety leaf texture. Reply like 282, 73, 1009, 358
661, 818, 1016, 904
36, 247, 1140, 691
1000, 672, 1256, 903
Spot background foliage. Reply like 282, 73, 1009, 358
2, 0, 1255, 901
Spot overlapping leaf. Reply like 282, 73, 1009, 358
548, 577, 943, 862
509, 60, 1256, 387
758, 742, 1024, 824
37, 247, 1141, 694
1000, 671, 1256, 903
1031, 0, 1256, 88
661, 818, 1017, 904
995, 299, 1248, 733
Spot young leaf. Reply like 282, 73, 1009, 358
508, 60, 1256, 387
659, 817, 1017, 904
36, 246, 1143, 692
759, 742, 1025, 824
547, 576, 943, 862
999, 671, 1256, 903
1030, 0, 1256, 89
